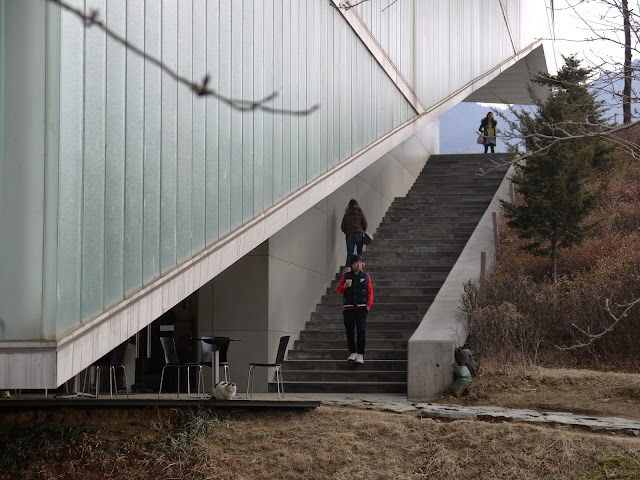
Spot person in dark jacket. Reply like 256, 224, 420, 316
336, 254, 373, 365
479, 112, 498, 154
340, 199, 368, 273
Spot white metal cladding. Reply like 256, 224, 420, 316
47, 0, 417, 335
353, 0, 551, 108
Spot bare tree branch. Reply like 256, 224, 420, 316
49, 0, 319, 116
332, 0, 372, 10
559, 297, 640, 349
331, 0, 401, 12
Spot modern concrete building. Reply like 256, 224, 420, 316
0, 0, 556, 396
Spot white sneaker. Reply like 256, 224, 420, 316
355, 354, 364, 364
347, 353, 357, 362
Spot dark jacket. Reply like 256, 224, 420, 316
337, 270, 374, 309
341, 207, 368, 236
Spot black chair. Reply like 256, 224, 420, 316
82, 340, 130, 399
199, 337, 231, 390
159, 337, 202, 399
247, 335, 290, 399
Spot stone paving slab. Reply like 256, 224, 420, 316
315, 395, 640, 436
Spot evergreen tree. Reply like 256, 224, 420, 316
501, 56, 613, 283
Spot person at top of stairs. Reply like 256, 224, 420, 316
479, 111, 498, 154
337, 254, 374, 365
340, 199, 368, 273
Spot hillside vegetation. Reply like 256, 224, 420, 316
463, 129, 640, 372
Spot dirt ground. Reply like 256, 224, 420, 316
1, 366, 639, 480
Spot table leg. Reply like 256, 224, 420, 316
210, 350, 220, 396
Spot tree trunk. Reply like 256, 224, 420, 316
551, 237, 558, 284
623, 0, 632, 124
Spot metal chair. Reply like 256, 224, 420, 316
82, 340, 130, 399
159, 337, 202, 399
247, 335, 290, 399
199, 337, 231, 390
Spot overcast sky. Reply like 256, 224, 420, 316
553, 0, 628, 64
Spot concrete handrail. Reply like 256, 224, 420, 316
407, 164, 515, 401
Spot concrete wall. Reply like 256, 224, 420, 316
407, 166, 514, 401
201, 120, 439, 393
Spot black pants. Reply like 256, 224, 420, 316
484, 143, 495, 153
343, 308, 367, 354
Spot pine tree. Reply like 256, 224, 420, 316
501, 56, 613, 283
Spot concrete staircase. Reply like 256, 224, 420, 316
270, 153, 511, 394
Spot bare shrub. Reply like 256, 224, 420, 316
463, 229, 640, 371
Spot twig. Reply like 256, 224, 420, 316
559, 297, 640, 350
49, 0, 319, 116
381, 0, 400, 13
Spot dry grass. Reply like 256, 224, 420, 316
1, 402, 639, 480
433, 363, 640, 422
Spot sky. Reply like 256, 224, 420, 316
553, 0, 627, 64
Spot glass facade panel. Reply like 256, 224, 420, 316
142, 1, 161, 284
160, 0, 178, 273
177, 0, 193, 264
104, 0, 126, 307
124, 0, 145, 294
204, 0, 220, 244
192, 0, 206, 254
57, 0, 84, 331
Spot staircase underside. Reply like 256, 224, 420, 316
270, 153, 512, 394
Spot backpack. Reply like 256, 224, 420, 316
454, 347, 479, 377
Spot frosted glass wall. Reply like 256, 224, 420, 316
50, 0, 416, 333
353, 0, 550, 109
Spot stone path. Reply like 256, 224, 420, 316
311, 394, 640, 436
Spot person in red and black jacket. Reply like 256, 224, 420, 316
336, 254, 373, 365
340, 199, 368, 273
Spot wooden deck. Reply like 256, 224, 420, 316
0, 393, 320, 410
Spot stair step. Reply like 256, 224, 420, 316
366, 246, 464, 254
280, 369, 407, 382
368, 239, 469, 246
294, 339, 408, 349
358, 257, 459, 265
269, 381, 407, 394
369, 280, 445, 288
316, 303, 431, 312
331, 277, 447, 286
320, 295, 435, 305
300, 330, 412, 341
327, 286, 441, 296
282, 359, 408, 370
287, 349, 407, 360
311, 310, 424, 319
305, 321, 421, 331
376, 225, 477, 233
